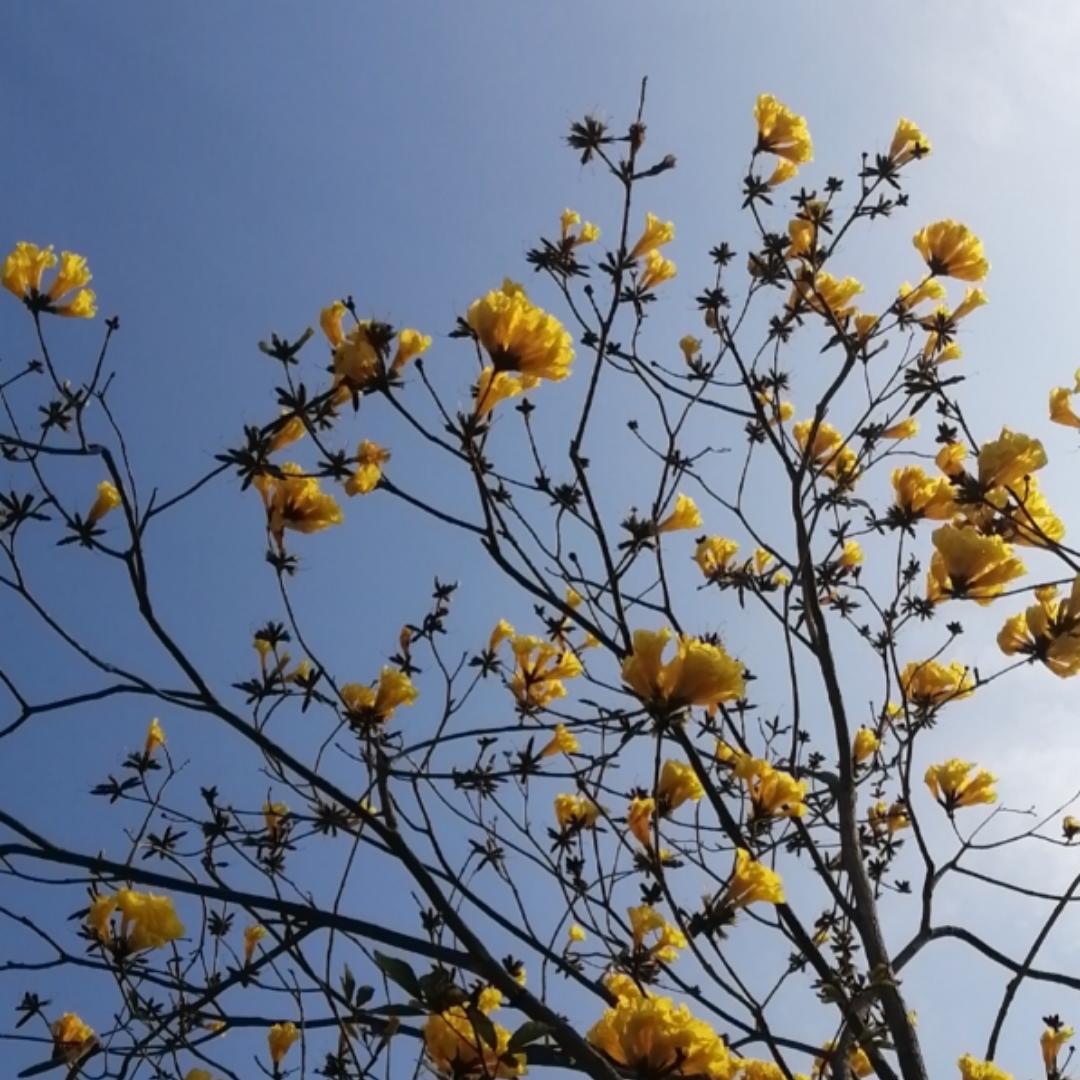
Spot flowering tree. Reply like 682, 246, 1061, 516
3, 82, 1080, 1080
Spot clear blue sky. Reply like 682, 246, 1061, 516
4, 3, 1080, 1077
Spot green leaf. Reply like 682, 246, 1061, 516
353, 985, 375, 1008
373, 951, 421, 998
467, 1005, 499, 1050
507, 1020, 551, 1053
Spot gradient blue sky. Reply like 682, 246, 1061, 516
4, 3, 1080, 1077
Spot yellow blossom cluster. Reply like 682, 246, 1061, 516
716, 748, 807, 822
899, 659, 974, 711
1049, 370, 1080, 428
340, 667, 418, 725
793, 420, 859, 486
554, 792, 601, 831
754, 94, 813, 187
587, 973, 736, 1078
51, 1012, 96, 1065
255, 463, 343, 546
423, 987, 524, 1078
998, 576, 1080, 677
925, 759, 996, 812
622, 628, 745, 714
268, 1021, 300, 1066
957, 1054, 1012, 1080
86, 888, 185, 952
628, 904, 687, 964
468, 279, 574, 415
2, 242, 97, 317
506, 634, 583, 709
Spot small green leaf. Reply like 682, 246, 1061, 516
373, 951, 421, 998
508, 1020, 551, 1053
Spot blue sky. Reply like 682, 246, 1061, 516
5, 3, 1080, 1077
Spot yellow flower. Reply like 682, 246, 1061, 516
1064, 815, 1080, 840
679, 335, 702, 364
320, 300, 347, 349
468, 280, 573, 415
266, 412, 306, 455
629, 212, 675, 261
1041, 1024, 1073, 1074
424, 993, 524, 1078
936, 442, 968, 478
913, 220, 989, 281
786, 217, 816, 260
332, 320, 381, 391
144, 717, 166, 757
657, 759, 705, 813
268, 1022, 300, 1067
815, 1043, 874, 1078
694, 535, 740, 578
1050, 386, 1080, 428
51, 1012, 96, 1065
891, 466, 957, 522
898, 279, 946, 309
889, 118, 931, 165
657, 492, 702, 534
55, 288, 97, 318
900, 659, 974, 710
978, 428, 1047, 491
108, 888, 185, 951
540, 722, 579, 757
839, 539, 863, 569
554, 792, 600, 831
560, 209, 599, 247
790, 271, 864, 320
259, 464, 343, 544
766, 159, 799, 187
721, 848, 785, 909
341, 667, 418, 724
853, 311, 878, 342
263, 801, 288, 839
628, 904, 687, 964
243, 923, 267, 966
568, 922, 586, 942
979, 476, 1064, 549
755, 93, 813, 165
925, 759, 996, 811
344, 440, 390, 496
185, 1070, 215, 1080
507, 635, 582, 709
3, 241, 57, 297
997, 575, 1080, 677
587, 974, 734, 1078
743, 760, 807, 821
957, 1054, 1012, 1080
936, 342, 963, 364
927, 525, 1025, 605
489, 619, 515, 652
627, 795, 656, 846
49, 251, 93, 299
621, 628, 745, 713
869, 800, 910, 835
86, 893, 119, 943
950, 286, 988, 322
882, 416, 919, 440
753, 548, 774, 574
87, 480, 122, 524
391, 328, 432, 373
793, 420, 859, 485
853, 727, 880, 765
640, 249, 677, 291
